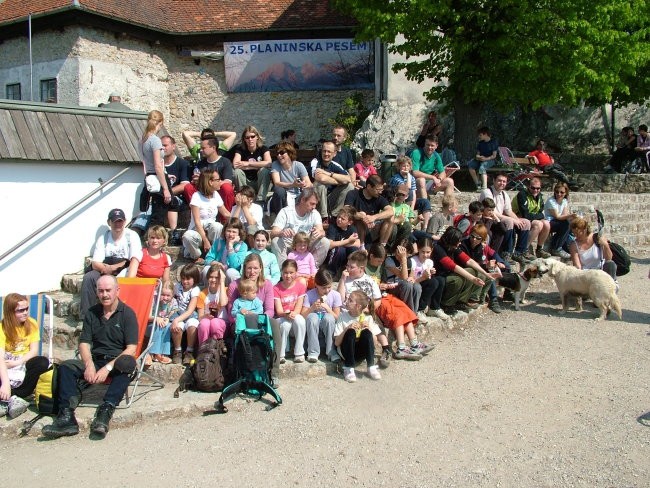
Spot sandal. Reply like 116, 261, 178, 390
144, 353, 153, 368
154, 354, 172, 365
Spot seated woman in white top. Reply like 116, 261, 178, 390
569, 217, 617, 281
182, 167, 231, 263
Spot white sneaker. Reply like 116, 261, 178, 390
417, 311, 432, 325
343, 367, 357, 383
8, 395, 30, 419
428, 308, 450, 320
367, 365, 381, 380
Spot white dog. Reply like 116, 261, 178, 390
544, 258, 622, 321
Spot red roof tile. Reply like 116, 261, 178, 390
0, 0, 356, 33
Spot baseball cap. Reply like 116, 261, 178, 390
108, 208, 126, 221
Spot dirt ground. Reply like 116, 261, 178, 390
2, 259, 649, 487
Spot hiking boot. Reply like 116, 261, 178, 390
378, 349, 391, 369
42, 408, 79, 438
172, 351, 182, 364
8, 395, 30, 419
293, 355, 305, 363
412, 342, 435, 356
510, 252, 527, 264
416, 311, 432, 325
182, 351, 194, 366
427, 308, 450, 320
0, 402, 8, 418
522, 250, 537, 261
367, 365, 382, 380
466, 300, 481, 309
488, 299, 503, 314
343, 367, 357, 383
551, 249, 571, 260
536, 247, 551, 258
90, 402, 115, 439
393, 347, 423, 361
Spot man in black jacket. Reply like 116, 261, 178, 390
512, 177, 551, 258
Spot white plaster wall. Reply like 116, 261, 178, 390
386, 34, 437, 107
0, 163, 143, 296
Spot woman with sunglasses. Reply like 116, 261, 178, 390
543, 182, 577, 259
232, 125, 272, 204
461, 224, 508, 313
0, 294, 49, 419
269, 141, 312, 215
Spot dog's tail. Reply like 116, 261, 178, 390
610, 293, 623, 320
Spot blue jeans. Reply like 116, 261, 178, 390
468, 158, 496, 174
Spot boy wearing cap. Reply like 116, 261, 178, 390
80, 209, 142, 317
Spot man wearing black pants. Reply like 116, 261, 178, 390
43, 275, 137, 439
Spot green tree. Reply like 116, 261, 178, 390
336, 0, 650, 158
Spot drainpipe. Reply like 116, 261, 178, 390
28, 13, 33, 101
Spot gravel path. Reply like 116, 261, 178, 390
2, 260, 649, 487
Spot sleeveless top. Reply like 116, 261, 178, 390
137, 249, 171, 278
577, 242, 602, 269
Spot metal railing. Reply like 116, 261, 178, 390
0, 167, 132, 263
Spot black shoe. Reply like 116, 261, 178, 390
42, 408, 79, 438
169, 229, 183, 246
90, 402, 115, 439
454, 303, 470, 312
488, 299, 503, 314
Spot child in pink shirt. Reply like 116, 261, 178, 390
287, 232, 316, 289
273, 259, 307, 363
353, 149, 378, 187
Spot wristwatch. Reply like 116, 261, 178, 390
105, 363, 113, 372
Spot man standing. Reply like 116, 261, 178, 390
411, 136, 455, 197
479, 172, 533, 263
43, 275, 138, 439
271, 188, 330, 266
311, 141, 354, 222
161, 135, 190, 244
196, 137, 235, 211
344, 175, 395, 248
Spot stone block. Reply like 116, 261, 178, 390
61, 274, 83, 294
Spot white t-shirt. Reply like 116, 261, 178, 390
92, 229, 141, 262
543, 197, 568, 221
479, 187, 511, 216
273, 207, 322, 246
174, 283, 200, 312
189, 191, 224, 230
410, 256, 434, 279
232, 203, 265, 230
334, 310, 381, 338
343, 274, 382, 301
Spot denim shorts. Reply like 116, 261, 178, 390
468, 158, 496, 174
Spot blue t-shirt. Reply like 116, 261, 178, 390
477, 139, 499, 158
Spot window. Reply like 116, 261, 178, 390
40, 78, 57, 103
6, 83, 21, 100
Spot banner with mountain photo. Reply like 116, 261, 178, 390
224, 39, 375, 93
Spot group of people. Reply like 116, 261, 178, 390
604, 124, 650, 174
2, 110, 628, 439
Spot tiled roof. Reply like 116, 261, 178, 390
0, 0, 356, 33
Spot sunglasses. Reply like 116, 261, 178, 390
244, 135, 257, 139
15, 307, 29, 313
396, 193, 407, 197
530, 186, 541, 191
469, 234, 483, 241
555, 190, 566, 194
277, 150, 287, 155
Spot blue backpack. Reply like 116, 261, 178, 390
216, 314, 282, 412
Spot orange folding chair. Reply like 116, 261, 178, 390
116, 277, 164, 407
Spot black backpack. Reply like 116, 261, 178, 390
594, 233, 631, 276
193, 337, 228, 392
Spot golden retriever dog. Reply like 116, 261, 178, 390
544, 258, 622, 321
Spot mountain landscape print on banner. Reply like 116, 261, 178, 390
233, 59, 373, 93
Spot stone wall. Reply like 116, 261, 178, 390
0, 26, 374, 153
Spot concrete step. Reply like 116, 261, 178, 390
61, 273, 83, 294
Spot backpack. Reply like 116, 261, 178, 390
192, 337, 228, 392
216, 314, 282, 412
20, 364, 58, 436
594, 233, 631, 276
